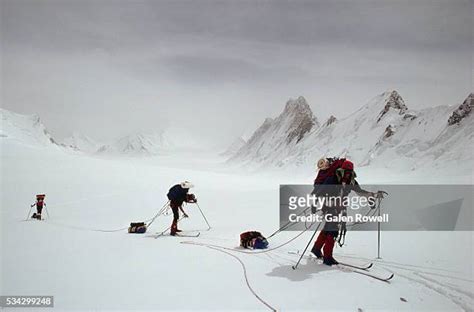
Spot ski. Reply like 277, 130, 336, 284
338, 261, 373, 270
288, 251, 373, 270
154, 231, 200, 238
336, 265, 394, 282
288, 251, 393, 282
176, 232, 200, 237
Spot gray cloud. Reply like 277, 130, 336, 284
1, 0, 472, 146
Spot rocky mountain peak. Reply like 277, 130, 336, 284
283, 96, 312, 115
377, 90, 408, 123
281, 96, 317, 143
448, 93, 474, 126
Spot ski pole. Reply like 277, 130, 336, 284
292, 221, 322, 270
25, 205, 33, 220
44, 205, 50, 218
376, 197, 383, 259
195, 202, 211, 231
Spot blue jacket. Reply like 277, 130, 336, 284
167, 184, 189, 204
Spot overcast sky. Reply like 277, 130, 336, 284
1, 0, 472, 146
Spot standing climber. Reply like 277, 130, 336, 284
311, 159, 376, 265
31, 194, 46, 220
166, 181, 197, 236
313, 157, 346, 185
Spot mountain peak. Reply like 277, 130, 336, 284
447, 92, 474, 125
284, 96, 311, 114
280, 96, 317, 143
376, 90, 408, 123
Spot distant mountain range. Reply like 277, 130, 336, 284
96, 132, 171, 156
2, 90, 472, 172
0, 109, 171, 156
63, 132, 101, 153
228, 91, 473, 172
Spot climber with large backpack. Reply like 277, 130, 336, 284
310, 158, 378, 265
166, 181, 197, 236
313, 157, 347, 185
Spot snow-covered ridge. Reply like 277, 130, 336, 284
0, 107, 196, 156
0, 108, 171, 156
97, 132, 171, 156
0, 108, 59, 148
221, 136, 246, 156
231, 91, 474, 172
63, 132, 100, 153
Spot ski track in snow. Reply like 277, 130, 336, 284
386, 268, 473, 312
335, 254, 474, 311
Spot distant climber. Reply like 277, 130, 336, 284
31, 194, 46, 220
166, 181, 197, 236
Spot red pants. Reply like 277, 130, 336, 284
313, 231, 336, 258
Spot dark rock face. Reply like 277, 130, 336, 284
383, 125, 395, 139
448, 93, 473, 126
324, 115, 337, 127
283, 96, 316, 143
377, 90, 408, 123
403, 113, 417, 121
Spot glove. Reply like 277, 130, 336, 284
186, 194, 197, 203
375, 190, 388, 198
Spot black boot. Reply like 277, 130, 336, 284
310, 247, 323, 259
31, 213, 41, 220
170, 222, 178, 236
323, 257, 339, 266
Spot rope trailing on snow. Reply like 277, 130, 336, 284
42, 220, 130, 233
182, 225, 313, 255
267, 205, 314, 239
146, 201, 170, 228
180, 223, 320, 309
180, 222, 321, 311
39, 201, 171, 233
191, 244, 277, 312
